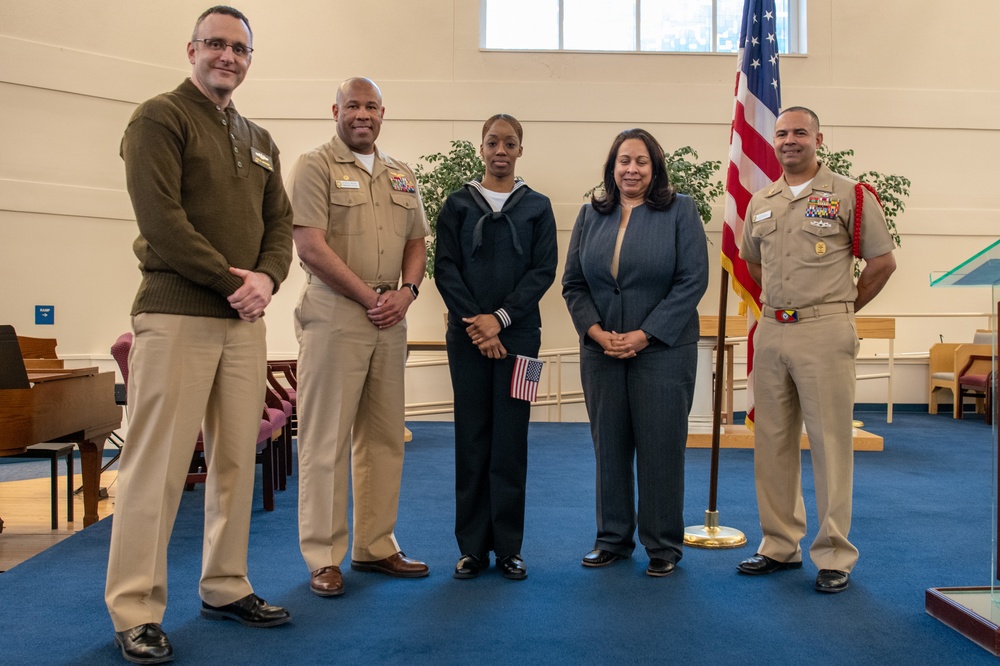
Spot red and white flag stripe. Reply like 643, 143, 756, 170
721, 0, 783, 429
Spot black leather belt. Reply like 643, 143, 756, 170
373, 283, 396, 295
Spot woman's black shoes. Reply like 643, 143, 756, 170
646, 558, 676, 577
497, 554, 527, 580
454, 554, 486, 579
581, 549, 626, 567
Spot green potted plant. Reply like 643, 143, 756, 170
413, 140, 484, 278
818, 144, 909, 276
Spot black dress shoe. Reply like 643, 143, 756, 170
815, 569, 850, 593
200, 593, 291, 627
497, 554, 527, 580
737, 553, 803, 575
114, 623, 173, 664
454, 554, 486, 579
582, 549, 627, 567
646, 558, 676, 577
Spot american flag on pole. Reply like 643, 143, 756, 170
510, 355, 543, 402
721, 0, 782, 429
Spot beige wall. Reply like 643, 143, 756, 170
1, 0, 997, 407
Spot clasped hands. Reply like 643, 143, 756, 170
367, 289, 414, 329
590, 325, 649, 359
227, 267, 274, 323
464, 314, 506, 359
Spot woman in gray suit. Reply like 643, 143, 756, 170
562, 128, 709, 577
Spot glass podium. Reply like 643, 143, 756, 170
926, 238, 1000, 654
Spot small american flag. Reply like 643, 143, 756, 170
510, 355, 543, 402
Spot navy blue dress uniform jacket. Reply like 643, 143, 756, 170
562, 194, 708, 352
435, 184, 558, 334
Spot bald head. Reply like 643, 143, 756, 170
337, 77, 382, 106
333, 77, 385, 154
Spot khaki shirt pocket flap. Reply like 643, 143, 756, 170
390, 192, 418, 210
330, 190, 366, 208
751, 219, 777, 238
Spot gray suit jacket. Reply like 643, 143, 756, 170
562, 194, 708, 353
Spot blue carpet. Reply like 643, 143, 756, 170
0, 413, 995, 664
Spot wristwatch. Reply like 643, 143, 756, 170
402, 282, 419, 300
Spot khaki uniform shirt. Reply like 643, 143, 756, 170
289, 135, 429, 284
739, 163, 894, 309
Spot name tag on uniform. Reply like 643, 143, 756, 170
251, 147, 273, 172
336, 180, 360, 189
754, 210, 772, 222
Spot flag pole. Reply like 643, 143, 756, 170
684, 266, 747, 549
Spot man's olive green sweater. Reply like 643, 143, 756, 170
122, 79, 293, 318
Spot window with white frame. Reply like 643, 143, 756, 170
480, 0, 805, 54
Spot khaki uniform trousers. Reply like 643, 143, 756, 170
295, 281, 405, 571
105, 313, 266, 631
752, 311, 860, 572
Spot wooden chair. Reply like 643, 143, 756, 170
263, 385, 291, 491
928, 330, 994, 418
267, 361, 297, 475
268, 361, 297, 436
957, 356, 994, 425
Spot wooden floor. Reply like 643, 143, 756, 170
686, 425, 885, 451
0, 470, 118, 572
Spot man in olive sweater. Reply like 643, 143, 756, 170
105, 7, 293, 664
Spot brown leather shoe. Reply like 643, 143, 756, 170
351, 551, 429, 578
310, 565, 344, 597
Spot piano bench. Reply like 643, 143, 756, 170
11, 443, 75, 529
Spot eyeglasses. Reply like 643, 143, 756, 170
192, 38, 253, 58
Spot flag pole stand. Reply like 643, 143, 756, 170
685, 268, 747, 549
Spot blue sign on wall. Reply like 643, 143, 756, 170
35, 305, 54, 325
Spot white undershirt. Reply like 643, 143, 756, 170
788, 178, 814, 197
353, 151, 376, 174
480, 187, 512, 213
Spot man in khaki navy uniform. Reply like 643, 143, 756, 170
290, 77, 430, 598
737, 106, 896, 594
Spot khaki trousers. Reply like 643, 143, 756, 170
295, 281, 405, 571
105, 313, 266, 631
752, 311, 860, 572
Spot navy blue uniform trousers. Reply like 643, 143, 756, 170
447, 324, 540, 560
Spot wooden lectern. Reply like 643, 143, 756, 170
925, 240, 1000, 654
